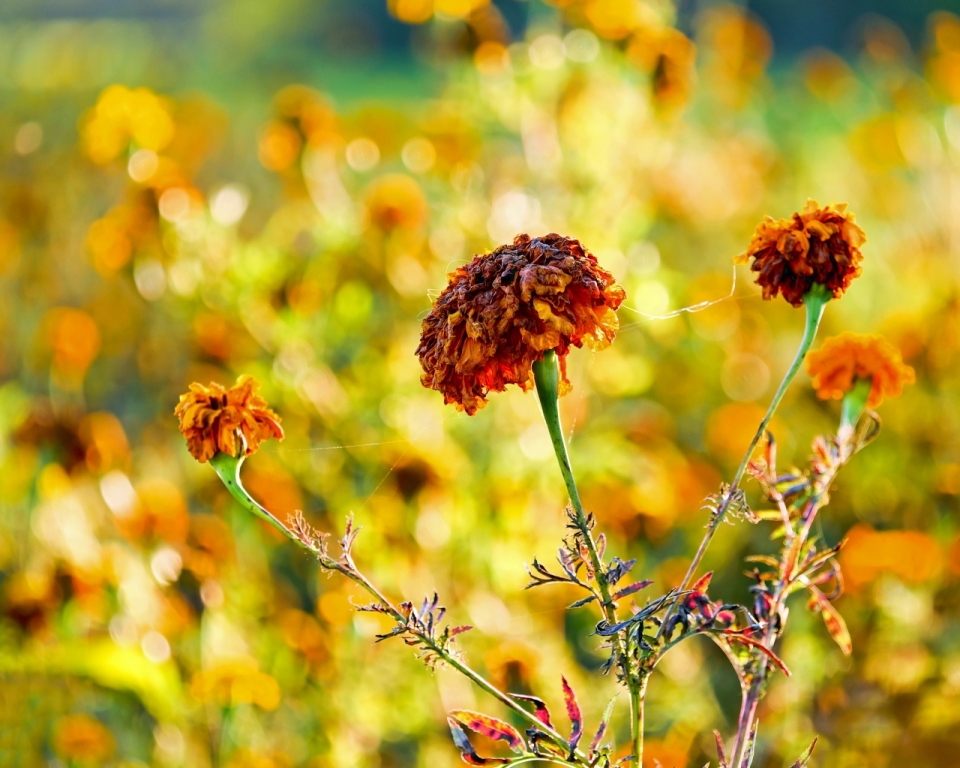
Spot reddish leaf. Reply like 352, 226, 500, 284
728, 634, 792, 677
589, 696, 617, 757
447, 719, 511, 765
448, 711, 524, 753
449, 625, 473, 637
807, 587, 852, 655
561, 676, 583, 753
510, 694, 553, 729
691, 571, 714, 593
613, 580, 653, 601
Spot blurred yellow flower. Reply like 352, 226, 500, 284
806, 333, 915, 408
51, 714, 116, 765
42, 308, 102, 390
363, 174, 429, 231
175, 375, 284, 463
81, 85, 175, 164
190, 658, 282, 710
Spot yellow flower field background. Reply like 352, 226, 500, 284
1, 2, 959, 766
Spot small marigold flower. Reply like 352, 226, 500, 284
175, 375, 283, 463
806, 333, 915, 408
735, 199, 865, 307
416, 233, 625, 415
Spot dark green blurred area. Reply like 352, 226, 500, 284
2, 2, 960, 768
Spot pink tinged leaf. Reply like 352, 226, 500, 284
613, 580, 654, 601
790, 736, 818, 768
447, 711, 524, 754
730, 635, 792, 676
447, 719, 511, 765
589, 696, 617, 757
561, 676, 583, 753
596, 533, 607, 559
510, 694, 553, 729
808, 588, 852, 655
449, 625, 473, 637
714, 730, 730, 768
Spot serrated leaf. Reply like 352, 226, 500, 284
447, 719, 512, 765
448, 711, 524, 753
568, 595, 597, 609
511, 694, 553, 729
589, 696, 617, 757
613, 580, 653, 601
807, 587, 852, 655
561, 676, 583, 754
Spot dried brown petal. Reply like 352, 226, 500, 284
416, 234, 625, 414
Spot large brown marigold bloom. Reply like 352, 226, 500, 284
806, 333, 915, 408
175, 375, 283, 462
417, 233, 625, 415
735, 199, 865, 307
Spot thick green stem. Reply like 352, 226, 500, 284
209, 452, 298, 541
674, 286, 830, 596
532, 350, 611, 604
631, 677, 648, 767
533, 350, 642, 765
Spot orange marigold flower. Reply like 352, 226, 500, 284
416, 233, 625, 415
806, 333, 915, 408
175, 375, 283, 463
735, 199, 865, 307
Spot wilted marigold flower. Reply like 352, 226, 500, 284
416, 233, 625, 415
175, 375, 283, 463
806, 333, 915, 407
735, 199, 865, 307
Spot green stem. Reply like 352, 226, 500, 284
209, 452, 298, 542
631, 677, 648, 767
841, 376, 872, 429
206, 451, 581, 757
673, 286, 829, 596
532, 350, 611, 605
533, 350, 642, 766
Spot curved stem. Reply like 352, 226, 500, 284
673, 287, 829, 596
208, 452, 581, 757
210, 452, 299, 541
533, 350, 642, 765
532, 351, 610, 599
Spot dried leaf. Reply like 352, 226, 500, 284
807, 587, 852, 655
447, 719, 512, 765
613, 580, 653, 601
589, 696, 617, 757
511, 694, 553, 729
448, 711, 524, 753
561, 676, 583, 754
728, 635, 792, 676
691, 572, 714, 593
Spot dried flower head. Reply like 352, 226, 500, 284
417, 233, 625, 415
806, 333, 915, 408
735, 199, 865, 307
175, 375, 283, 463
